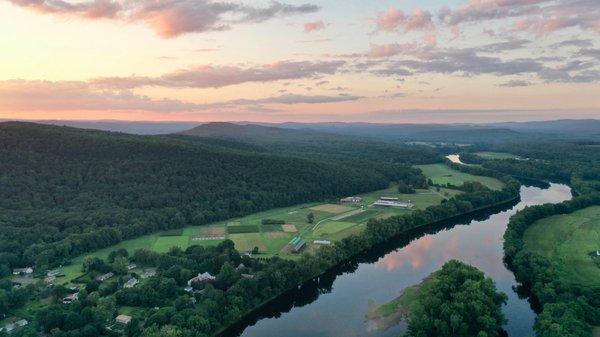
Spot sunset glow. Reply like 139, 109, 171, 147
1, 0, 599, 122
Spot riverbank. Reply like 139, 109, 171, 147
216, 190, 521, 337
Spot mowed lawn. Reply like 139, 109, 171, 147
475, 151, 519, 160
523, 206, 600, 287
415, 164, 505, 190
54, 176, 470, 283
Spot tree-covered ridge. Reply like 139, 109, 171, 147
406, 260, 507, 337
504, 193, 600, 337
178, 122, 444, 182
462, 140, 600, 195
2, 153, 521, 337
0, 122, 389, 269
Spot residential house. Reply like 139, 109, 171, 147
115, 315, 132, 325
187, 272, 216, 286
96, 272, 114, 282
124, 278, 139, 288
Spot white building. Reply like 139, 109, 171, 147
12, 267, 33, 275
124, 278, 139, 288
187, 272, 216, 286
115, 315, 132, 325
96, 272, 114, 282
340, 196, 362, 204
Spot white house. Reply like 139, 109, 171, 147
187, 272, 216, 286
96, 272, 114, 282
12, 267, 33, 275
124, 278, 139, 288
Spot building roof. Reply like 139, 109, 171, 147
116, 315, 132, 324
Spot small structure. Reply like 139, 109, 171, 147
236, 263, 246, 271
313, 240, 331, 245
340, 196, 362, 204
44, 275, 56, 284
127, 264, 137, 271
47, 269, 60, 277
372, 197, 413, 209
1, 319, 28, 332
124, 278, 139, 289
115, 315, 132, 325
141, 270, 156, 279
241, 274, 255, 279
96, 272, 114, 282
289, 237, 306, 253
12, 267, 33, 275
187, 272, 216, 286
62, 292, 79, 304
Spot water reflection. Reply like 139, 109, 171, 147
226, 183, 572, 337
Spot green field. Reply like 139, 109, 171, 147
523, 206, 600, 287
415, 163, 505, 190
475, 151, 519, 160
42, 174, 478, 284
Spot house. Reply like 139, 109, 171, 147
44, 275, 56, 284
141, 270, 156, 279
236, 263, 246, 271
62, 292, 79, 304
47, 269, 60, 277
313, 240, 331, 245
187, 272, 216, 286
96, 272, 114, 282
289, 237, 306, 253
124, 278, 139, 288
340, 196, 362, 204
12, 267, 33, 275
1, 319, 28, 332
127, 264, 137, 271
115, 315, 132, 325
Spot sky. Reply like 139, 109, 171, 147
0, 0, 599, 123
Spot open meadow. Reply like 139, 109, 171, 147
38, 163, 499, 285
523, 205, 600, 287
474, 151, 519, 160
415, 163, 505, 190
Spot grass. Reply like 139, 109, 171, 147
229, 233, 266, 253
523, 205, 600, 287
415, 163, 505, 190
154, 236, 190, 253
227, 225, 260, 233
309, 204, 354, 214
313, 221, 357, 238
475, 151, 519, 160
50, 177, 467, 284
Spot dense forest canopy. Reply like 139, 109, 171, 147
0, 122, 397, 269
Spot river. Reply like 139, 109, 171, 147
225, 161, 572, 337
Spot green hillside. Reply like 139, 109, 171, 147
0, 122, 388, 269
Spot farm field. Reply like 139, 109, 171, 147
475, 151, 519, 160
36, 167, 488, 285
415, 163, 505, 190
523, 206, 600, 287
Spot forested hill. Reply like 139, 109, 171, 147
0, 122, 388, 269
178, 123, 442, 180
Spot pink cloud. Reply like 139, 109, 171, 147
91, 60, 345, 89
368, 43, 416, 58
304, 20, 325, 33
7, 0, 320, 38
376, 6, 435, 32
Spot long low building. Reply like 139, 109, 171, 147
372, 198, 413, 208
